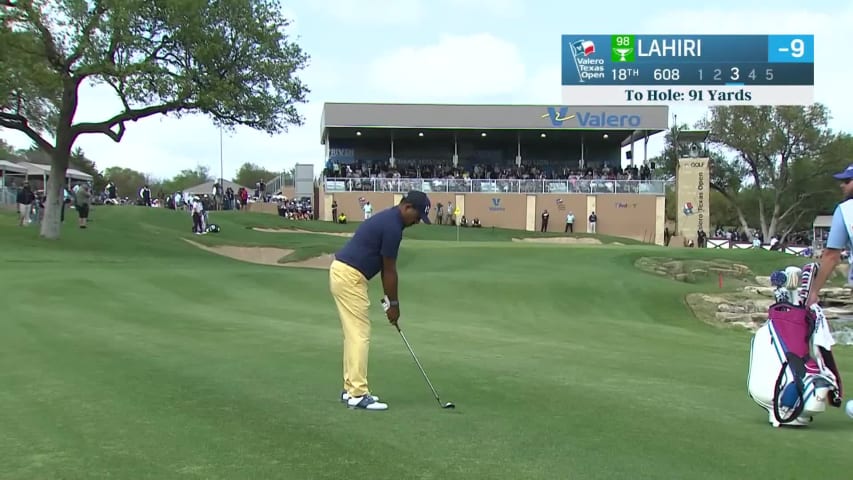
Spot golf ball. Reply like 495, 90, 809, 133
846, 400, 853, 418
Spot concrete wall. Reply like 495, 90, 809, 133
323, 190, 664, 243
534, 194, 588, 232
595, 194, 658, 242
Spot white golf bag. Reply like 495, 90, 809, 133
747, 263, 844, 427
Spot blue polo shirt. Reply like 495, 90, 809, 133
335, 207, 404, 280
826, 199, 853, 282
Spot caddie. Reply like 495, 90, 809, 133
807, 163, 853, 307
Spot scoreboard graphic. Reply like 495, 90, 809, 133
561, 34, 814, 106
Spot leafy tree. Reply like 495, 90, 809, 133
802, 133, 853, 216
650, 124, 690, 178
0, 0, 309, 239
0, 138, 20, 160
233, 162, 293, 190
698, 105, 833, 240
161, 165, 213, 193
69, 146, 105, 191
233, 162, 278, 188
101, 165, 148, 199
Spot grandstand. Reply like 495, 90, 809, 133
317, 102, 670, 243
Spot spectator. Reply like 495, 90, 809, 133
75, 184, 92, 229
16, 182, 34, 227
565, 211, 574, 233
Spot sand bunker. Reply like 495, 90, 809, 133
511, 237, 603, 245
252, 227, 353, 238
285, 254, 336, 269
183, 239, 334, 269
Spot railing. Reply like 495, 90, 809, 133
266, 173, 294, 193
322, 177, 671, 195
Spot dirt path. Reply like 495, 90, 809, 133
183, 238, 334, 269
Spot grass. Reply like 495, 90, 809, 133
0, 205, 850, 480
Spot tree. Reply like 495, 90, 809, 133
0, 138, 20, 159
650, 123, 690, 178
799, 132, 853, 218
161, 165, 213, 193
233, 161, 281, 188
698, 105, 834, 240
0, 0, 309, 239
69, 146, 105, 191
102, 165, 147, 199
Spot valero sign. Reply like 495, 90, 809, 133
543, 106, 642, 128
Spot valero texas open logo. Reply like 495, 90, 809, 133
567, 38, 605, 83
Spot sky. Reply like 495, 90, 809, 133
1, 0, 851, 182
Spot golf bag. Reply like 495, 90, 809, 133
747, 262, 844, 427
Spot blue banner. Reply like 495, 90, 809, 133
328, 142, 356, 165
561, 34, 814, 86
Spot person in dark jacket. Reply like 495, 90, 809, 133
16, 182, 35, 226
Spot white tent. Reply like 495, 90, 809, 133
0, 160, 27, 187
16, 162, 93, 182
183, 179, 247, 195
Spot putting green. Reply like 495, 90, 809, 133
0, 206, 849, 479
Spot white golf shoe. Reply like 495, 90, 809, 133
341, 391, 379, 403
346, 394, 388, 411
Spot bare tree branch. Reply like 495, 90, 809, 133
71, 102, 192, 142
776, 193, 818, 223
781, 210, 808, 240
711, 181, 751, 233
0, 112, 54, 153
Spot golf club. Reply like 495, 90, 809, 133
395, 325, 455, 409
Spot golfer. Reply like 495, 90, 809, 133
329, 190, 432, 411
807, 163, 853, 307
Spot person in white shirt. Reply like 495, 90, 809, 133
192, 198, 205, 234
565, 211, 575, 233
363, 201, 373, 220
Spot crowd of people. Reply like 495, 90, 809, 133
323, 158, 655, 182
322, 159, 660, 194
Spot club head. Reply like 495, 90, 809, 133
442, 402, 455, 409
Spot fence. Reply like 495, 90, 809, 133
0, 186, 18, 205
322, 177, 671, 195
264, 173, 295, 196
706, 239, 812, 257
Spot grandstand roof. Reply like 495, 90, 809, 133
320, 102, 669, 144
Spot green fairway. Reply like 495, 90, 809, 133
1, 206, 850, 480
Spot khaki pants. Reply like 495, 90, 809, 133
18, 203, 29, 220
329, 260, 371, 397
